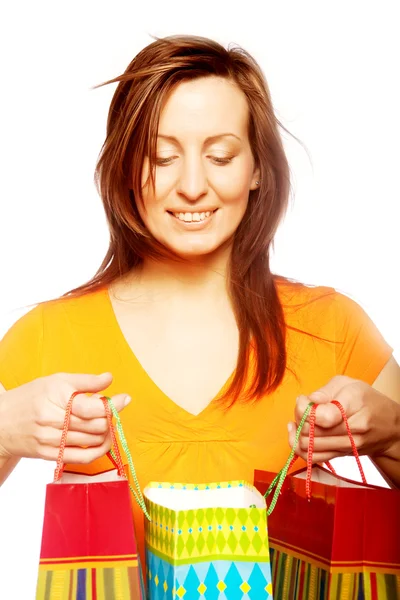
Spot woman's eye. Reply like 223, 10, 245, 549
210, 156, 234, 165
155, 156, 176, 166
155, 155, 234, 166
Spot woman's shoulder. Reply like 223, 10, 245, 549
39, 286, 108, 322
274, 276, 368, 330
275, 276, 336, 309
1, 287, 108, 343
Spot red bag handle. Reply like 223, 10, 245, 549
53, 391, 126, 482
306, 399, 367, 498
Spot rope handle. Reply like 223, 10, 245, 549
265, 402, 313, 515
265, 399, 367, 513
53, 392, 151, 521
305, 400, 366, 498
103, 396, 151, 521
53, 392, 126, 482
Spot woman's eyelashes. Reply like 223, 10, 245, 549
155, 155, 236, 167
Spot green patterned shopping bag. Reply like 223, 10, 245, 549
143, 480, 273, 599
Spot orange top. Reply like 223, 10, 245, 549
0, 281, 392, 569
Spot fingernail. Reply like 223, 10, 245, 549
124, 396, 132, 406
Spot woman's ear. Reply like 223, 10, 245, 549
250, 166, 261, 191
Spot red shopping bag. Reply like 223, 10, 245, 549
36, 392, 146, 599
254, 401, 400, 600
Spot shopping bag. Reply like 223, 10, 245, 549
254, 400, 400, 600
36, 392, 146, 599
144, 480, 273, 599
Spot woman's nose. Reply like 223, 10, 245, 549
176, 157, 208, 202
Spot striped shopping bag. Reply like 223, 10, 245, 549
254, 401, 400, 599
36, 393, 147, 599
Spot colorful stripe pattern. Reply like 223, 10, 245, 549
36, 560, 145, 599
145, 481, 270, 563
270, 546, 400, 600
147, 550, 273, 599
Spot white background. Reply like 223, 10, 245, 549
0, 1, 399, 598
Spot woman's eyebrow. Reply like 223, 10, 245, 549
157, 133, 242, 144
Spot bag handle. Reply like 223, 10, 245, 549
103, 396, 150, 520
53, 392, 151, 521
265, 400, 367, 514
54, 392, 126, 482
265, 402, 313, 515
306, 400, 366, 497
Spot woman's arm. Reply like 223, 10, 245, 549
370, 356, 400, 486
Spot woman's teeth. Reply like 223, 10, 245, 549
173, 211, 212, 223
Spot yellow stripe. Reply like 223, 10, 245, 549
363, 573, 372, 598
96, 567, 105, 599
49, 570, 67, 600
86, 568, 92, 600
71, 569, 77, 600
377, 572, 387, 597
39, 559, 138, 571
121, 566, 131, 598
40, 554, 137, 563
114, 567, 126, 600
330, 572, 338, 597
340, 572, 353, 600
308, 564, 318, 600
36, 571, 47, 598
281, 553, 292, 599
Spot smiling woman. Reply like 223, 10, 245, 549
0, 34, 399, 583
139, 77, 260, 257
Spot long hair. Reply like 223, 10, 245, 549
62, 35, 293, 405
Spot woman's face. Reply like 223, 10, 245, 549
138, 76, 260, 258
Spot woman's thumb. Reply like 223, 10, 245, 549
62, 372, 113, 392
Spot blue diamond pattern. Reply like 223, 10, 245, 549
183, 565, 201, 593
203, 564, 219, 600
224, 563, 243, 593
248, 563, 269, 600
146, 552, 272, 599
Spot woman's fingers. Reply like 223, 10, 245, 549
295, 395, 347, 429
41, 391, 131, 433
287, 421, 361, 461
297, 433, 361, 454
71, 392, 131, 420
38, 434, 112, 464
298, 419, 358, 437
35, 391, 131, 462
36, 427, 108, 448
60, 415, 109, 434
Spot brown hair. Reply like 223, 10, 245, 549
62, 35, 294, 405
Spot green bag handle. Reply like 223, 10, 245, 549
264, 402, 314, 516
104, 396, 151, 521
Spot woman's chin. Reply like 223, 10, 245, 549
166, 241, 222, 260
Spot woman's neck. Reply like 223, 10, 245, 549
114, 245, 232, 304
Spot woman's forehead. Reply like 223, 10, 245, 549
157, 77, 250, 141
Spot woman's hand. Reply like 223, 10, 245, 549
0, 372, 131, 464
287, 375, 400, 463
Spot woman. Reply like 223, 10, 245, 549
0, 35, 399, 568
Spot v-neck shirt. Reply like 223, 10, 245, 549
0, 280, 392, 569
